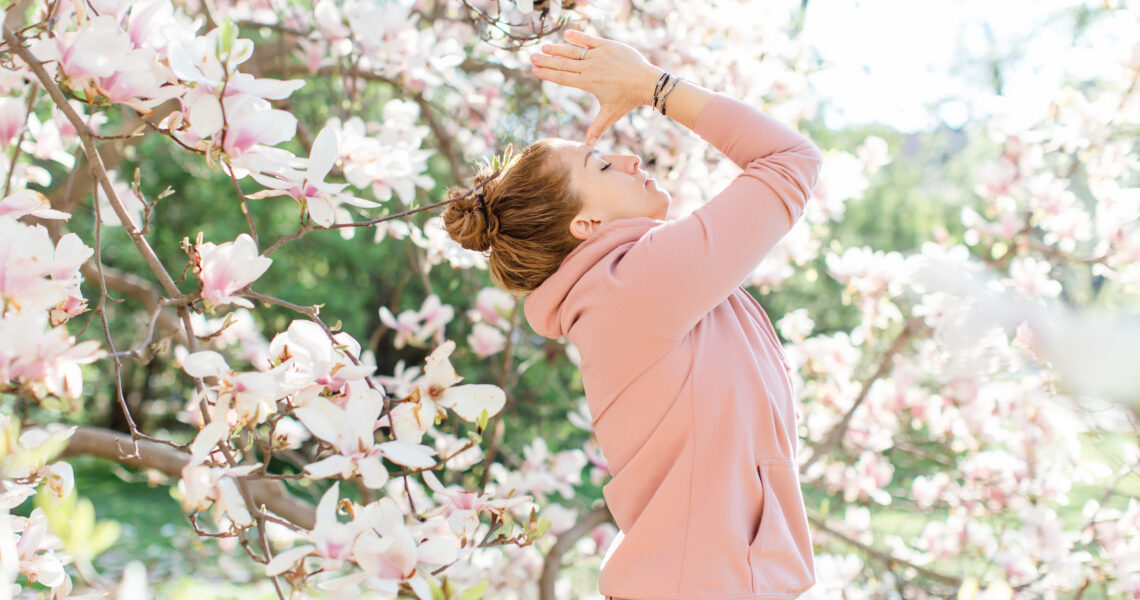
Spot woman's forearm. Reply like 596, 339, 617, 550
636, 67, 715, 133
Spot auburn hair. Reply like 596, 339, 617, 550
442, 140, 583, 296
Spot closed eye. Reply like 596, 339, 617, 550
600, 161, 611, 171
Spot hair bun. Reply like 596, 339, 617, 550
442, 171, 500, 252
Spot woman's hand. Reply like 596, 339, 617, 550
530, 30, 663, 145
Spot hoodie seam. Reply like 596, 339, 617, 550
601, 271, 686, 340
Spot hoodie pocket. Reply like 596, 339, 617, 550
748, 458, 816, 595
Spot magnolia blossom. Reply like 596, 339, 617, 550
421, 470, 533, 540
489, 438, 588, 502
467, 287, 516, 328
467, 322, 506, 358
266, 481, 459, 599
387, 340, 506, 445
31, 15, 179, 113
6, 508, 68, 588
379, 294, 455, 349
0, 313, 103, 401
324, 106, 435, 205
265, 482, 360, 576
177, 420, 262, 527
247, 125, 379, 227
0, 96, 26, 148
0, 190, 69, 221
266, 319, 375, 395
293, 391, 437, 488
182, 350, 288, 427
193, 233, 272, 309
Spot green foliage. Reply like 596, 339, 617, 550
34, 486, 121, 563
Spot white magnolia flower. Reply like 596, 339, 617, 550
387, 340, 506, 444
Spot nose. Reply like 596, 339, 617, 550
606, 154, 642, 174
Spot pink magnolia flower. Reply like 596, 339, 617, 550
0, 218, 72, 313
11, 508, 68, 588
178, 420, 262, 527
22, 113, 76, 168
0, 313, 103, 401
378, 294, 454, 349
387, 340, 506, 444
182, 350, 290, 427
468, 286, 515, 328
373, 359, 422, 399
420, 469, 533, 539
247, 125, 378, 227
31, 16, 132, 90
193, 233, 272, 310
265, 482, 362, 576
0, 190, 69, 221
95, 48, 183, 114
267, 319, 374, 393
0, 96, 27, 148
467, 322, 506, 358
293, 391, 437, 489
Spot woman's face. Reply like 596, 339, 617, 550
551, 140, 671, 240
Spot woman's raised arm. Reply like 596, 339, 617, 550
533, 31, 823, 338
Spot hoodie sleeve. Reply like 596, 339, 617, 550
605, 94, 823, 339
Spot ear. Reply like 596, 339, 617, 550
569, 213, 605, 241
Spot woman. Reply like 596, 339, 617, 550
443, 30, 822, 600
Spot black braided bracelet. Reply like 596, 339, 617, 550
652, 72, 671, 111
660, 76, 681, 116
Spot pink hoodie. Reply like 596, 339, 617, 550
524, 94, 823, 599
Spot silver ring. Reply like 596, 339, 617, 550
579, 47, 587, 60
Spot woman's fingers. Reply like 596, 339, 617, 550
564, 29, 605, 48
541, 42, 589, 60
530, 52, 582, 73
532, 66, 584, 89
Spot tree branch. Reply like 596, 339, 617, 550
61, 425, 317, 530
539, 503, 615, 600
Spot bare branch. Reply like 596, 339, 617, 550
61, 425, 317, 529
539, 504, 614, 600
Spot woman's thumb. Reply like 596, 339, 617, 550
586, 109, 618, 145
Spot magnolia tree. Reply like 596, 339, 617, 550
0, 0, 1138, 598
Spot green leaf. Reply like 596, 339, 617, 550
476, 409, 489, 433
217, 18, 235, 61
88, 520, 122, 557
455, 580, 489, 600
533, 516, 552, 538
426, 575, 445, 600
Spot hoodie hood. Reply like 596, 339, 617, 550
524, 217, 662, 338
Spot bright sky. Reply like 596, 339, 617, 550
799, 0, 1133, 132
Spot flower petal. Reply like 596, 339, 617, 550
306, 125, 338, 183
265, 543, 316, 576
358, 456, 389, 489
378, 440, 437, 469
190, 420, 229, 464
417, 536, 458, 565
304, 454, 352, 480
183, 350, 229, 378
438, 384, 506, 422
